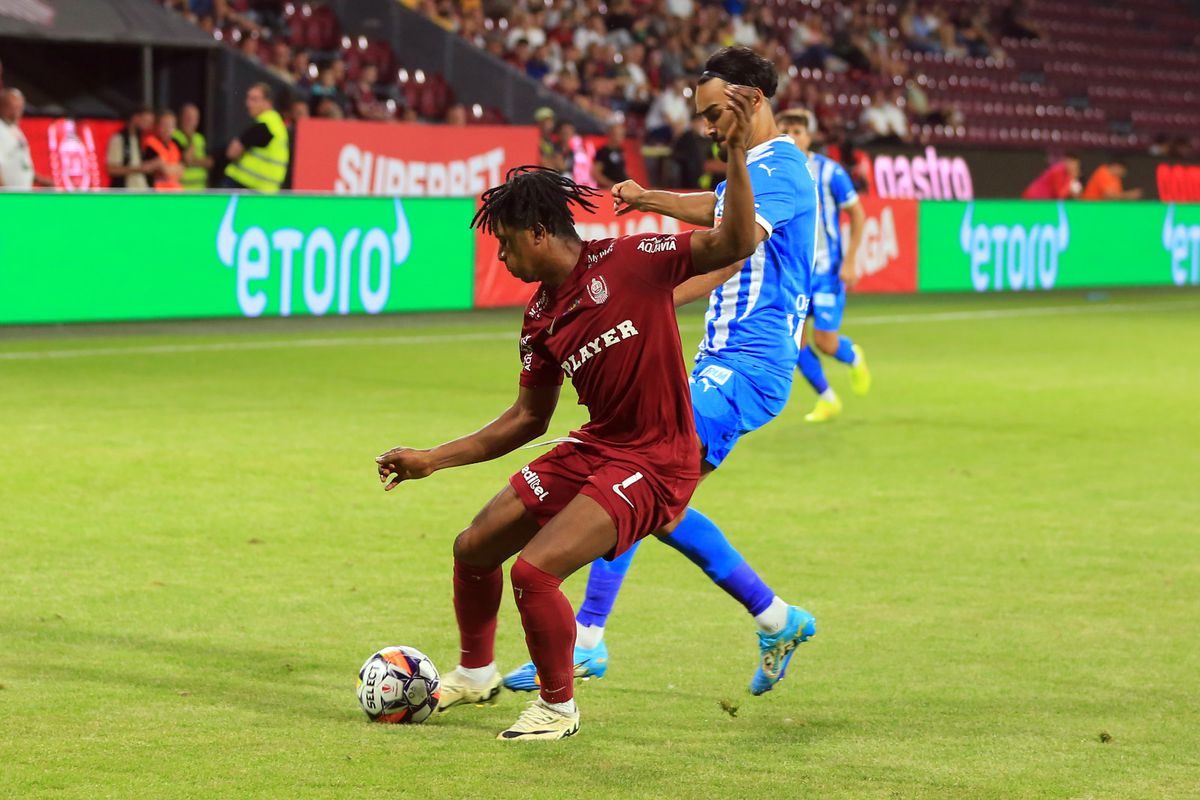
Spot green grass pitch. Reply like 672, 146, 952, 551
1, 289, 1198, 799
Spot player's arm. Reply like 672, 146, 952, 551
841, 199, 866, 288
376, 383, 560, 490
612, 180, 717, 227
673, 262, 742, 306
687, 86, 760, 275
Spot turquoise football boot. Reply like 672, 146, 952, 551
750, 607, 816, 696
502, 641, 609, 692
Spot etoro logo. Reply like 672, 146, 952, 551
216, 196, 412, 317
1162, 205, 1200, 286
958, 203, 1069, 292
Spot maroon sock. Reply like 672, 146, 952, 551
453, 559, 502, 669
510, 556, 577, 705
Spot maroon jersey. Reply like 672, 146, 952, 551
519, 232, 700, 478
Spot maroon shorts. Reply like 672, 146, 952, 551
509, 442, 698, 559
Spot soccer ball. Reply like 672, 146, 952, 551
356, 646, 441, 724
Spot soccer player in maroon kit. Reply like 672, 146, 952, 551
376, 87, 761, 741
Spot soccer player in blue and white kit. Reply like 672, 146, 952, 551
777, 108, 871, 422
503, 47, 821, 696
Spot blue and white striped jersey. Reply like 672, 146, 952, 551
700, 135, 819, 383
808, 151, 859, 277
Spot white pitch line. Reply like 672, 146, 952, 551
0, 299, 1194, 362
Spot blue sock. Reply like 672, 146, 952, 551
575, 540, 640, 628
833, 336, 857, 365
658, 508, 776, 616
797, 345, 830, 394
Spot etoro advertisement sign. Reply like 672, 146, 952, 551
0, 193, 475, 324
918, 201, 1200, 292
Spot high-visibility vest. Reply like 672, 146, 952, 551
142, 134, 183, 191
224, 109, 289, 193
172, 128, 209, 190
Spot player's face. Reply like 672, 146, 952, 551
695, 78, 757, 163
494, 223, 542, 283
780, 123, 811, 152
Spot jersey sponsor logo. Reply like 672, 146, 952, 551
611, 471, 644, 508
587, 242, 614, 266
520, 465, 550, 502
560, 319, 640, 378
636, 236, 678, 254
528, 290, 548, 319
587, 276, 609, 305
519, 334, 534, 372
813, 291, 838, 307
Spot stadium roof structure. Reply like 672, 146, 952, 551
0, 0, 216, 47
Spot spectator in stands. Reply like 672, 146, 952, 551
309, 63, 348, 116
591, 120, 629, 189
315, 97, 345, 120
293, 51, 314, 88
526, 44, 553, 83
266, 40, 295, 84
507, 39, 533, 74
346, 64, 391, 122
1000, 0, 1044, 41
959, 8, 1004, 60
553, 119, 577, 179
173, 103, 212, 191
671, 112, 713, 190
141, 111, 184, 191
0, 89, 51, 189
535, 107, 560, 170
860, 89, 912, 144
107, 107, 159, 190
444, 103, 468, 126
1022, 153, 1082, 199
644, 76, 692, 145
224, 82, 289, 193
1082, 157, 1142, 200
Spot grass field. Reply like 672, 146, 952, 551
2, 289, 1198, 799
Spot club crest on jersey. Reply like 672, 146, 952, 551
636, 236, 678, 254
587, 276, 609, 305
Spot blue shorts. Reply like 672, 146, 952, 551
811, 276, 846, 332
689, 358, 790, 470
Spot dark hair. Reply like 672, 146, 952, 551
1062, 150, 1081, 161
1107, 154, 1127, 168
249, 82, 274, 103
699, 46, 778, 99
471, 166, 600, 239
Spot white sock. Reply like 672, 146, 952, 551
819, 388, 838, 403
754, 596, 790, 634
539, 697, 577, 715
575, 622, 604, 650
456, 663, 496, 684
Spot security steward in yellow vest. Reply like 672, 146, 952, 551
223, 82, 289, 193
173, 103, 212, 191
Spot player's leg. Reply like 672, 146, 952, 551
503, 542, 633, 691
656, 368, 816, 694
439, 484, 542, 711
498, 493, 620, 741
812, 281, 870, 397
802, 300, 844, 422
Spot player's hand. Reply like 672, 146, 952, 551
842, 251, 861, 289
724, 85, 756, 153
375, 447, 435, 491
612, 179, 646, 215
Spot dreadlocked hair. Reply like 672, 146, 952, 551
470, 165, 601, 239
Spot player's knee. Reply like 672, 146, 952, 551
815, 331, 838, 355
452, 527, 489, 566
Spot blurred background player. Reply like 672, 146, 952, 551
777, 108, 871, 422
375, 87, 761, 740
504, 47, 820, 698
1022, 152, 1082, 200
1082, 156, 1143, 201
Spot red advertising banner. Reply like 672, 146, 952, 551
291, 118, 540, 196
20, 117, 125, 189
1156, 163, 1200, 202
474, 202, 704, 308
842, 196, 918, 294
